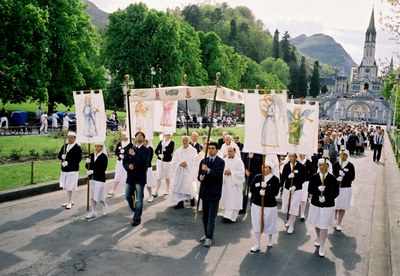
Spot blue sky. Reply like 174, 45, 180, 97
91, 0, 398, 69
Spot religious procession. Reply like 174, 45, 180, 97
50, 74, 393, 261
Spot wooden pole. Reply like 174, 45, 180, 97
86, 143, 91, 212
184, 74, 189, 136
124, 74, 135, 208
195, 72, 221, 220
286, 160, 294, 221
260, 155, 266, 233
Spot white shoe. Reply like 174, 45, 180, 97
62, 202, 73, 207
300, 214, 306, 221
267, 239, 273, 247
85, 212, 97, 219
103, 205, 109, 215
164, 191, 169, 196
107, 191, 115, 197
336, 225, 342, 231
204, 238, 212, 247
314, 239, 320, 247
285, 222, 289, 227
250, 245, 261, 253
147, 196, 154, 203
318, 248, 325, 257
287, 226, 294, 234
66, 203, 72, 209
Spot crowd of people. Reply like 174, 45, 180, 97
56, 123, 389, 258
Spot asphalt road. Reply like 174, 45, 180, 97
0, 148, 388, 275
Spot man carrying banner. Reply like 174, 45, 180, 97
58, 132, 82, 209
198, 142, 225, 247
280, 153, 306, 234
221, 147, 245, 223
170, 135, 197, 209
123, 131, 150, 227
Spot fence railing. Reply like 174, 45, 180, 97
387, 127, 400, 166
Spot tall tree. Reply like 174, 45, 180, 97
273, 29, 280, 59
260, 57, 290, 86
228, 18, 237, 50
309, 60, 321, 97
38, 0, 106, 113
280, 31, 292, 63
298, 56, 308, 98
0, 0, 49, 104
181, 4, 202, 29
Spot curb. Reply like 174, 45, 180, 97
0, 171, 115, 203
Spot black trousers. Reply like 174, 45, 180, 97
373, 144, 382, 161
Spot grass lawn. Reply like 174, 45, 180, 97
0, 126, 244, 190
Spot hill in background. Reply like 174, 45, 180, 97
82, 0, 109, 28
291, 34, 357, 76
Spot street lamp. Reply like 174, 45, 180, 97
150, 66, 156, 88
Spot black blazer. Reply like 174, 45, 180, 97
301, 159, 314, 181
244, 153, 263, 185
198, 156, 225, 201
58, 143, 82, 172
85, 152, 108, 182
147, 146, 154, 168
155, 141, 175, 162
332, 161, 355, 188
308, 173, 339, 208
250, 174, 280, 207
280, 162, 306, 190
190, 142, 203, 153
114, 141, 133, 161
123, 144, 150, 185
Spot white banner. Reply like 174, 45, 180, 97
243, 90, 288, 155
284, 101, 319, 155
127, 101, 154, 141
128, 86, 244, 104
153, 100, 178, 133
73, 90, 107, 144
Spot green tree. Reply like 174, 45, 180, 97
273, 29, 280, 59
321, 84, 328, 94
0, 0, 49, 104
309, 61, 321, 97
280, 31, 292, 63
228, 18, 237, 50
288, 50, 299, 98
298, 56, 308, 98
181, 4, 202, 29
38, 0, 106, 113
260, 57, 290, 86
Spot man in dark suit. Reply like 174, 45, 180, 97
373, 129, 384, 163
190, 131, 203, 153
123, 131, 150, 226
198, 142, 225, 247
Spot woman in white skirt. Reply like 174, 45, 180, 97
298, 154, 313, 221
280, 153, 306, 234
144, 139, 156, 203
249, 161, 280, 253
308, 158, 339, 257
108, 131, 132, 196
85, 143, 109, 219
333, 150, 355, 232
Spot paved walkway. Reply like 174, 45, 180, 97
0, 134, 399, 275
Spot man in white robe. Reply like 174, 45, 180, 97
170, 135, 197, 209
220, 135, 241, 159
221, 147, 245, 222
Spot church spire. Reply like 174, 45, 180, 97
365, 8, 376, 42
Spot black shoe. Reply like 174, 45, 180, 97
190, 198, 195, 207
174, 201, 184, 209
238, 209, 246, 214
222, 217, 235, 223
131, 219, 141, 226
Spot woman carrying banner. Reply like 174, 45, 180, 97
308, 158, 339, 257
85, 143, 109, 219
249, 161, 280, 253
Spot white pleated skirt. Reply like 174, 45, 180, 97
281, 189, 302, 216
59, 171, 79, 191
114, 160, 127, 182
308, 204, 335, 229
156, 160, 171, 179
146, 167, 155, 188
335, 187, 353, 210
89, 180, 106, 202
301, 181, 309, 202
251, 204, 278, 235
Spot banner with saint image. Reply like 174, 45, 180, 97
153, 100, 178, 133
73, 90, 107, 143
127, 101, 154, 141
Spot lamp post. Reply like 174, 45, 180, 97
150, 66, 156, 88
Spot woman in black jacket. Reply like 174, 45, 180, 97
308, 158, 339, 257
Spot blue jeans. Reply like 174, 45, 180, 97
125, 183, 144, 221
202, 200, 219, 239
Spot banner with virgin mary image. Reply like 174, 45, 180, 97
243, 90, 288, 155
73, 90, 107, 143
153, 100, 178, 133
284, 101, 319, 155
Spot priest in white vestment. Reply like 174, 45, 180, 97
221, 147, 245, 222
170, 136, 197, 209
219, 135, 241, 159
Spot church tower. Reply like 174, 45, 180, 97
350, 8, 381, 94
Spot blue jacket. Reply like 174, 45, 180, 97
123, 144, 150, 185
198, 156, 225, 201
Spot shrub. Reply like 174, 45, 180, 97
43, 147, 58, 158
10, 148, 23, 160
29, 149, 40, 159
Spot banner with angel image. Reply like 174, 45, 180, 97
243, 90, 288, 154
73, 90, 107, 143
153, 100, 178, 133
128, 101, 154, 141
284, 101, 319, 155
